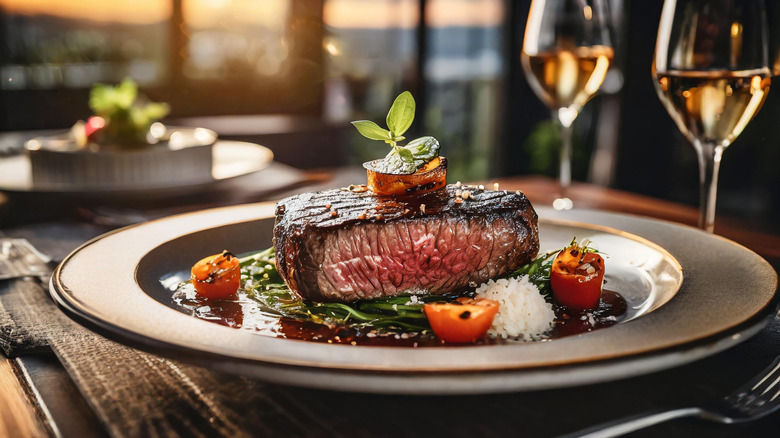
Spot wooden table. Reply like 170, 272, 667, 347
1, 171, 778, 437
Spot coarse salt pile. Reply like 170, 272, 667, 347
474, 275, 555, 340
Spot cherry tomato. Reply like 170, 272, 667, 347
424, 298, 499, 343
550, 242, 605, 310
190, 251, 241, 299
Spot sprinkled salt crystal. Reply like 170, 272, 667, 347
493, 183, 500, 190
456, 181, 462, 188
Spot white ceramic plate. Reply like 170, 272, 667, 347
0, 140, 272, 199
49, 204, 778, 394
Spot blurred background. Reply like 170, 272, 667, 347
1, 0, 779, 233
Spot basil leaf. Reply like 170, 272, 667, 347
404, 136, 439, 162
351, 120, 392, 141
385, 91, 415, 137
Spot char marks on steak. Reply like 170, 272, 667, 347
273, 185, 539, 302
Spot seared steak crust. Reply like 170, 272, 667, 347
273, 185, 539, 302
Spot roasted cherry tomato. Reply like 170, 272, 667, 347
550, 240, 605, 310
84, 116, 106, 142
365, 156, 447, 196
190, 251, 241, 299
424, 298, 499, 343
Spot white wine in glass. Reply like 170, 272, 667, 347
522, 0, 613, 210
653, 0, 771, 232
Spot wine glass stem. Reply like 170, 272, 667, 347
695, 142, 724, 233
558, 118, 573, 200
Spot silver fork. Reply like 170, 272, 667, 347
563, 355, 780, 437
0, 238, 55, 282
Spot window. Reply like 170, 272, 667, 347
0, 0, 321, 130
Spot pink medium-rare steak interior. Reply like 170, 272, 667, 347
273, 185, 539, 302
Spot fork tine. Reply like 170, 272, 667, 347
726, 356, 780, 418
750, 357, 780, 395
731, 356, 780, 399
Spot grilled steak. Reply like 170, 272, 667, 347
273, 185, 539, 302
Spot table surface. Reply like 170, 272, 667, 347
1, 168, 778, 438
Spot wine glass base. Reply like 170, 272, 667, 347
552, 197, 574, 210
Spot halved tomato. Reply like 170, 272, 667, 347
424, 298, 499, 343
190, 251, 241, 299
550, 241, 605, 310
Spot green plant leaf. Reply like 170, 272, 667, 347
114, 78, 138, 109
386, 91, 415, 136
350, 91, 440, 175
142, 102, 171, 121
88, 84, 113, 115
351, 120, 392, 141
404, 136, 439, 162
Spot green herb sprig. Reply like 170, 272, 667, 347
88, 78, 170, 145
351, 91, 439, 174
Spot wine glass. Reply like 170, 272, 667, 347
521, 0, 613, 210
653, 0, 771, 233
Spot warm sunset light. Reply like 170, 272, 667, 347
0, 0, 170, 24
324, 0, 502, 29
324, 0, 419, 29
426, 0, 503, 27
183, 0, 290, 29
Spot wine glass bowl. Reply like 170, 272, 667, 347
521, 0, 613, 210
652, 0, 770, 232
